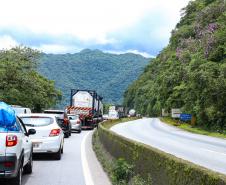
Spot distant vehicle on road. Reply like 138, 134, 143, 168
0, 102, 36, 185
67, 89, 103, 129
109, 105, 127, 118
11, 105, 31, 115
108, 110, 119, 120
43, 110, 71, 138
128, 109, 136, 117
20, 114, 64, 160
102, 114, 109, 120
68, 114, 82, 133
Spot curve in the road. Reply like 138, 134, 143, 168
111, 118, 226, 175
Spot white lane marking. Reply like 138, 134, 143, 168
203, 148, 226, 157
81, 131, 94, 185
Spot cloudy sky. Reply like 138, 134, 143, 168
0, 0, 190, 57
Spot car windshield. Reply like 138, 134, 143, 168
21, 117, 53, 127
68, 115, 79, 120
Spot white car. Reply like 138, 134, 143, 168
19, 114, 64, 160
0, 115, 36, 185
11, 105, 32, 115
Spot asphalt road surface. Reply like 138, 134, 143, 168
111, 118, 226, 175
22, 131, 88, 185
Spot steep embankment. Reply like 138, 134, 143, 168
124, 0, 226, 130
38, 49, 150, 108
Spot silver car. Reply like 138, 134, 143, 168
68, 114, 82, 133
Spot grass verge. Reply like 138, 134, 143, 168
103, 117, 138, 129
161, 117, 226, 139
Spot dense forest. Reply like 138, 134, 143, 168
0, 47, 61, 112
124, 0, 226, 130
38, 49, 150, 108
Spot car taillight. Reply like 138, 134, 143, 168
63, 118, 69, 124
6, 135, 17, 147
4, 161, 14, 167
49, 129, 61, 137
76, 120, 81, 124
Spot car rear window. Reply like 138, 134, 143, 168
21, 117, 53, 127
0, 121, 20, 132
44, 111, 64, 114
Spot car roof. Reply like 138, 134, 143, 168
19, 113, 57, 119
44, 109, 64, 112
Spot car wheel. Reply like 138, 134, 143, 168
54, 149, 61, 160
23, 153, 33, 174
78, 129, 81, 133
61, 143, 64, 154
64, 132, 69, 138
11, 163, 23, 185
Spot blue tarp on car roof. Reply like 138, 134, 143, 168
0, 102, 16, 127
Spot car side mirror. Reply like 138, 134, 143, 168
28, 129, 36, 135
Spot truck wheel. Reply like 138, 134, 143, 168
23, 153, 33, 174
11, 163, 23, 185
55, 149, 61, 160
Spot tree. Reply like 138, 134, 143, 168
0, 46, 61, 112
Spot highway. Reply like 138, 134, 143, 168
111, 118, 226, 175
22, 131, 87, 185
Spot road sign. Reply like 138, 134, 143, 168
180, 114, 192, 121
171, 109, 182, 118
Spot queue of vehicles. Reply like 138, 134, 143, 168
0, 89, 104, 185
0, 89, 136, 185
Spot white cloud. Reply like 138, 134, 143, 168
34, 44, 80, 54
0, 0, 190, 55
0, 35, 18, 49
0, 0, 189, 42
106, 50, 155, 58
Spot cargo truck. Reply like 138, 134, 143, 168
108, 105, 127, 119
66, 89, 103, 129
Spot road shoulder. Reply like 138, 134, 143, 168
85, 130, 112, 185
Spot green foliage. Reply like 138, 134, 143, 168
0, 47, 61, 112
124, 0, 226, 130
112, 158, 134, 184
97, 121, 226, 185
38, 49, 150, 108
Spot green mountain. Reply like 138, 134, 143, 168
124, 0, 226, 130
38, 49, 150, 108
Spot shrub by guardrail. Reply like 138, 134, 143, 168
98, 120, 226, 185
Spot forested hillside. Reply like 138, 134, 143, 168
38, 49, 150, 107
124, 0, 226, 130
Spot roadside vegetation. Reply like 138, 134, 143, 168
0, 47, 61, 112
93, 118, 153, 185
161, 117, 226, 139
124, 0, 226, 132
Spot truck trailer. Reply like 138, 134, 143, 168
66, 89, 103, 129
